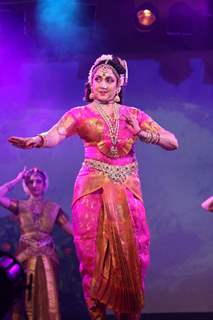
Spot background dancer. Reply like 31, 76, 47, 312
0, 167, 72, 320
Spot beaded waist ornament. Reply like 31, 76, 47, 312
84, 159, 138, 183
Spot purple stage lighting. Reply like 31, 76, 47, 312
0, 251, 25, 319
0, 253, 22, 280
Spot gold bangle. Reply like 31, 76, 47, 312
139, 131, 159, 144
147, 131, 153, 143
6, 183, 13, 191
138, 131, 150, 143
155, 132, 160, 144
150, 132, 160, 144
144, 131, 152, 143
136, 129, 142, 136
4, 181, 15, 191
35, 134, 45, 148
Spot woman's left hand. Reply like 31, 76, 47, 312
124, 113, 141, 135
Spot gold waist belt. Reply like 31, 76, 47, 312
84, 159, 138, 183
20, 233, 54, 249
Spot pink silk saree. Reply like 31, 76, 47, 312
50, 104, 161, 316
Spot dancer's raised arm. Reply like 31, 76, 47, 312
0, 167, 26, 211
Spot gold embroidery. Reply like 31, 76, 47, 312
78, 118, 104, 142
97, 138, 134, 158
141, 119, 161, 133
56, 112, 76, 136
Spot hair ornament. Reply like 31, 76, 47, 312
88, 54, 128, 86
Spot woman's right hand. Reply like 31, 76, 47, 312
8, 136, 41, 149
124, 113, 141, 136
15, 167, 27, 181
0, 167, 27, 197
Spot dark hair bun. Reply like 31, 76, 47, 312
110, 56, 126, 75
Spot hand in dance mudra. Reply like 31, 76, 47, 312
124, 114, 141, 135
8, 136, 42, 149
0, 166, 27, 196
201, 195, 213, 212
16, 166, 28, 180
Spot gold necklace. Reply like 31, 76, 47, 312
95, 103, 120, 157
29, 198, 44, 229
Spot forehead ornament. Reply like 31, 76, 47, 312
88, 54, 128, 86
96, 64, 119, 79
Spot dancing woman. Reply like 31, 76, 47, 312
0, 167, 72, 320
9, 55, 178, 320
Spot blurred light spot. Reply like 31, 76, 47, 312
137, 8, 156, 26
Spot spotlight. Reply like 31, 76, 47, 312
0, 251, 25, 319
135, 2, 158, 31
137, 8, 156, 26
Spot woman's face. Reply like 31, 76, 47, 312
26, 174, 45, 197
91, 66, 120, 103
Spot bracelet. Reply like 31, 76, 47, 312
4, 181, 15, 191
139, 130, 160, 145
35, 134, 45, 148
154, 132, 160, 144
139, 131, 152, 143
135, 129, 142, 136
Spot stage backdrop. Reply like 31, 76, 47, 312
0, 51, 213, 316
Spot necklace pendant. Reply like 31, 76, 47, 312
110, 145, 118, 157
95, 103, 120, 157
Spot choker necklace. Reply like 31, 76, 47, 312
95, 102, 120, 157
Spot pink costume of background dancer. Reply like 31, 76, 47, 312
9, 55, 179, 320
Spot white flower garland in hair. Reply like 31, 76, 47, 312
121, 59, 128, 86
88, 54, 128, 86
95, 54, 113, 65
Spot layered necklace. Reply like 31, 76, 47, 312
29, 198, 44, 229
95, 102, 120, 157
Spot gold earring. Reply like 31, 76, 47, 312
115, 94, 120, 103
89, 92, 94, 100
